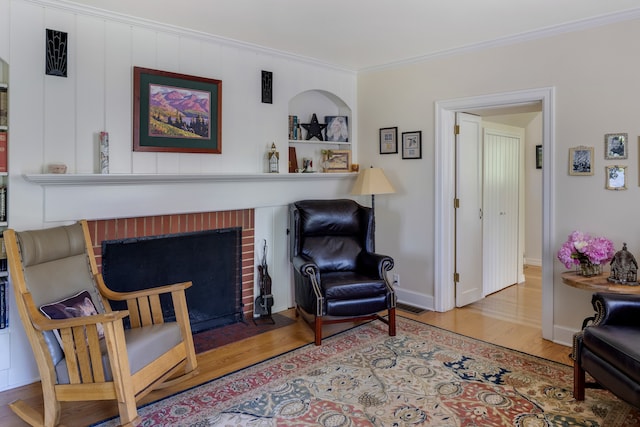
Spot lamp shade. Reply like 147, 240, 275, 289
351, 167, 395, 196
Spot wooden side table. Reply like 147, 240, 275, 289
561, 271, 640, 294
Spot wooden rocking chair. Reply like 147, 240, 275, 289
4, 220, 198, 427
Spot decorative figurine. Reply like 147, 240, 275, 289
99, 131, 109, 174
254, 239, 274, 324
301, 113, 327, 141
608, 242, 638, 284
268, 142, 279, 173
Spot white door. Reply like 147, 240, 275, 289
482, 125, 523, 295
455, 113, 483, 306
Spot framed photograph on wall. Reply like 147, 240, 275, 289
402, 131, 422, 159
535, 145, 543, 169
133, 67, 222, 153
379, 127, 398, 154
568, 146, 594, 176
606, 165, 626, 190
604, 133, 627, 159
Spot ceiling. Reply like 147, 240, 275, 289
66, 0, 640, 71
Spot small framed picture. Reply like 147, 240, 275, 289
569, 146, 594, 176
402, 131, 422, 159
323, 149, 351, 173
535, 145, 543, 169
604, 133, 627, 159
324, 116, 349, 142
379, 127, 398, 154
606, 165, 626, 190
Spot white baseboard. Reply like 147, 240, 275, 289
524, 257, 542, 267
395, 287, 434, 311
553, 324, 578, 348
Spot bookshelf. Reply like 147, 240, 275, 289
0, 60, 8, 337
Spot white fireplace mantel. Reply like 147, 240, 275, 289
23, 173, 359, 222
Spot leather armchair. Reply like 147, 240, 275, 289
289, 199, 396, 345
573, 292, 640, 408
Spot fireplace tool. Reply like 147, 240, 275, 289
254, 239, 275, 324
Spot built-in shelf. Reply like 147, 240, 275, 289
24, 172, 357, 186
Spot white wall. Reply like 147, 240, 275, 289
1, 0, 357, 390
358, 18, 640, 342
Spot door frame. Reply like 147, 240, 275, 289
434, 87, 556, 340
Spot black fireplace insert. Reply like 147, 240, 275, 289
101, 227, 243, 333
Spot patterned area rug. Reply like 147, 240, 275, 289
95, 317, 640, 426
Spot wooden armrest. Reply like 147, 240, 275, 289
33, 311, 128, 331
95, 273, 192, 301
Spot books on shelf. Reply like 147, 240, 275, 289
0, 84, 6, 128
288, 115, 303, 141
0, 186, 6, 222
0, 277, 7, 329
0, 131, 6, 172
0, 237, 6, 274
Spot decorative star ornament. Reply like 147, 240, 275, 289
301, 113, 327, 141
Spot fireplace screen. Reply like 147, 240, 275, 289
101, 227, 243, 333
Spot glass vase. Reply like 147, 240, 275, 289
577, 261, 601, 277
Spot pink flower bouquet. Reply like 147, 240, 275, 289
557, 231, 615, 269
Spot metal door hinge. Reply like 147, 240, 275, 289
454, 125, 460, 135
454, 272, 460, 282
454, 198, 460, 209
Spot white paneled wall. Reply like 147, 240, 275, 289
1, 0, 357, 391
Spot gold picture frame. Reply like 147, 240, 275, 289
605, 165, 626, 190
568, 146, 594, 176
323, 149, 351, 173
604, 133, 627, 160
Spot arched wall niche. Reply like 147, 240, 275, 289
288, 89, 353, 172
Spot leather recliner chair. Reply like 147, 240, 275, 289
573, 292, 640, 408
289, 199, 396, 345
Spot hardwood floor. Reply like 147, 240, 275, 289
0, 265, 571, 426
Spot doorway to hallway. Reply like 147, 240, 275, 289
455, 114, 529, 307
434, 87, 556, 341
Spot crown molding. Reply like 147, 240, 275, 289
360, 7, 640, 73
25, 0, 357, 74
22, 1, 640, 75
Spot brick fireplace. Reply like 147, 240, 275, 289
85, 209, 256, 320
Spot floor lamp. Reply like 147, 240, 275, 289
351, 167, 396, 251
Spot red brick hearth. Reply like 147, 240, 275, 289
85, 210, 256, 319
